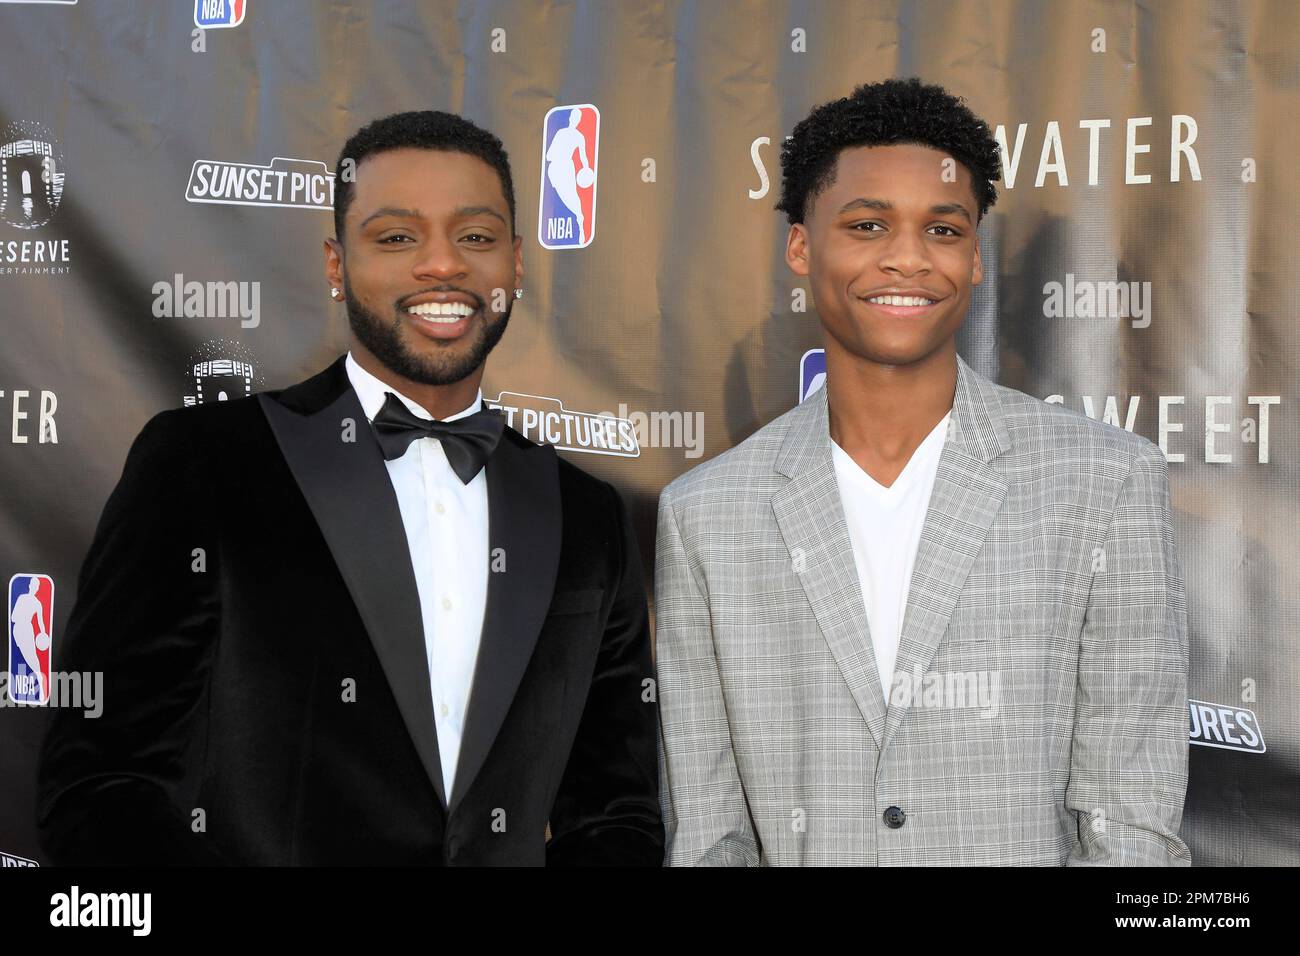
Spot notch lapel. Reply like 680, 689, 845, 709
881, 354, 1010, 750
772, 354, 1011, 754
772, 386, 889, 750
258, 357, 448, 808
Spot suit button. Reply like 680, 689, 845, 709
883, 806, 906, 828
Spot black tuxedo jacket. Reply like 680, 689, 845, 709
36, 356, 663, 865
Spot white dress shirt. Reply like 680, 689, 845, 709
345, 351, 489, 799
831, 411, 950, 704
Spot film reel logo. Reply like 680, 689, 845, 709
0, 121, 65, 231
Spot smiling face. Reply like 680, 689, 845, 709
325, 147, 522, 386
786, 143, 983, 370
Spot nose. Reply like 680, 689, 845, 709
876, 226, 933, 278
411, 233, 469, 282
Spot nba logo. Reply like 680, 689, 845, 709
194, 0, 246, 29
799, 349, 826, 402
538, 105, 599, 249
8, 573, 53, 705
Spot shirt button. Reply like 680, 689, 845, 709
440, 703, 449, 717
441, 596, 452, 611
435, 501, 446, 515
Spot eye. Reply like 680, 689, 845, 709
849, 221, 882, 232
931, 225, 962, 237
462, 233, 494, 244
378, 234, 413, 244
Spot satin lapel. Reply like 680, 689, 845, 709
772, 387, 889, 750
448, 430, 561, 813
881, 355, 1010, 750
257, 357, 447, 808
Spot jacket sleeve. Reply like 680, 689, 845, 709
1065, 441, 1192, 866
654, 487, 760, 865
545, 481, 664, 865
36, 409, 227, 865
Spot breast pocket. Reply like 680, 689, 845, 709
545, 587, 604, 616
936, 610, 1017, 667
942, 610, 1006, 645
938, 605, 1074, 698
945, 603, 1060, 641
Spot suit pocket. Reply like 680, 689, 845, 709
545, 587, 604, 616
944, 608, 1014, 644
944, 634, 995, 645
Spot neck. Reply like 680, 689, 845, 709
350, 340, 483, 420
826, 343, 956, 464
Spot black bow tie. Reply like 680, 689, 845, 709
370, 392, 505, 484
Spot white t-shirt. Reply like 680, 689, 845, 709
831, 411, 951, 704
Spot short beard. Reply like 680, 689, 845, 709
344, 279, 512, 386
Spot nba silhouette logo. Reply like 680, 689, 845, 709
194, 0, 246, 29
7, 573, 53, 705
799, 349, 826, 402
538, 105, 599, 249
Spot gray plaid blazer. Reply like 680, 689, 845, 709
654, 353, 1190, 865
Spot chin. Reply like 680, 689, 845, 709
856, 342, 940, 367
402, 329, 473, 356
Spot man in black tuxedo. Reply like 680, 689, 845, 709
36, 111, 663, 865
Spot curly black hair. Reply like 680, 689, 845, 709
776, 77, 1001, 227
333, 110, 516, 243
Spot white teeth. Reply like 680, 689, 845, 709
407, 302, 474, 322
867, 295, 936, 307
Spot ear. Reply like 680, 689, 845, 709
785, 223, 811, 277
971, 235, 983, 286
324, 236, 344, 290
513, 233, 524, 291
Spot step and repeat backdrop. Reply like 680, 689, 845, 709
1, 0, 1296, 866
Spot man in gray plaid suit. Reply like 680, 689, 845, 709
654, 78, 1191, 865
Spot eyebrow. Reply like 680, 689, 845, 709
837, 197, 972, 225
358, 204, 508, 230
